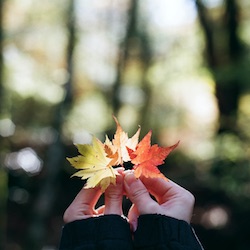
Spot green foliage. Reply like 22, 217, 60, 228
1, 0, 250, 249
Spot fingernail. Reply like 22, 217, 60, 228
124, 172, 137, 186
130, 220, 137, 232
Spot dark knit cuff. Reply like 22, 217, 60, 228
134, 214, 203, 250
59, 214, 133, 250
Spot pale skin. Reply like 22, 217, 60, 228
63, 171, 195, 231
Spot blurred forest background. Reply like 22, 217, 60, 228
0, 0, 250, 249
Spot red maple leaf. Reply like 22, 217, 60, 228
127, 130, 179, 179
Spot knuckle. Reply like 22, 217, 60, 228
131, 187, 148, 200
106, 191, 122, 201
63, 207, 72, 223
63, 203, 92, 223
105, 187, 123, 201
183, 190, 195, 206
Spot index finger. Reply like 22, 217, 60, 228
63, 186, 102, 223
76, 186, 102, 207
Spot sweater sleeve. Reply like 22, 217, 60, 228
133, 214, 203, 250
59, 214, 133, 250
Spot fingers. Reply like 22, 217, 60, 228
140, 176, 195, 223
63, 186, 102, 223
124, 172, 159, 214
140, 176, 178, 204
63, 169, 195, 227
141, 176, 193, 204
104, 174, 124, 215
127, 204, 139, 232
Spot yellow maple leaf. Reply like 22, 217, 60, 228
105, 116, 141, 165
67, 136, 119, 191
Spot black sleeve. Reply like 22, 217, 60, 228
133, 214, 203, 250
59, 214, 133, 250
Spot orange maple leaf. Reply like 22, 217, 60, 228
127, 130, 179, 179
67, 116, 179, 190
105, 116, 141, 165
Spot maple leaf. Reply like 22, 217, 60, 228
105, 116, 141, 165
67, 136, 119, 191
127, 130, 179, 179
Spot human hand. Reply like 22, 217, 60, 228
63, 173, 124, 224
124, 172, 195, 231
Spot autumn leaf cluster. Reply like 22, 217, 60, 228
67, 117, 179, 191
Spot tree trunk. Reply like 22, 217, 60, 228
25, 1, 75, 248
195, 0, 243, 134
111, 0, 138, 115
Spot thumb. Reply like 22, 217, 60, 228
104, 174, 124, 215
124, 172, 158, 214
128, 204, 139, 232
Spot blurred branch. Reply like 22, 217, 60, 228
135, 27, 153, 134
225, 0, 242, 59
111, 0, 138, 115
0, 171, 7, 250
0, 1, 7, 250
195, 0, 216, 66
110, 0, 153, 134
0, 0, 3, 110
